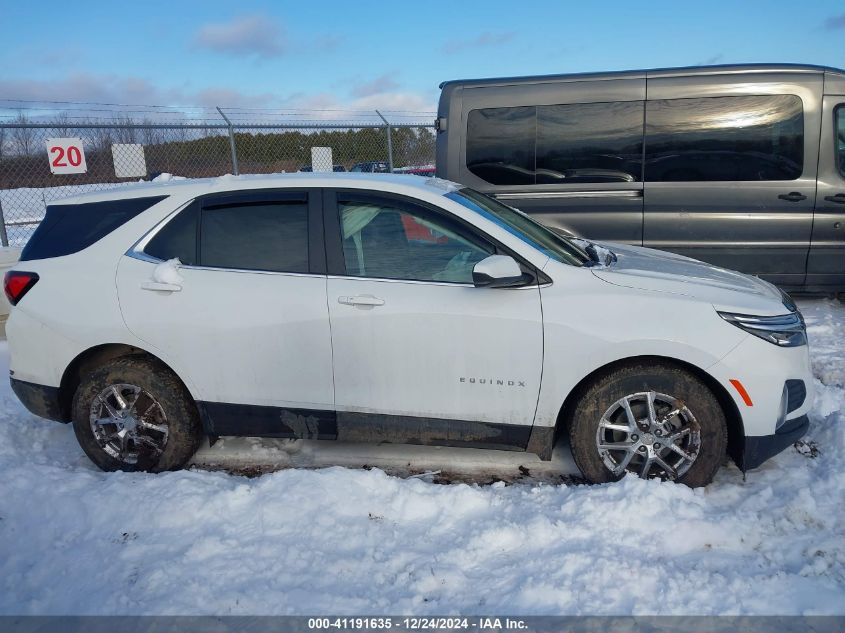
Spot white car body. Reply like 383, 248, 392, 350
6, 173, 813, 476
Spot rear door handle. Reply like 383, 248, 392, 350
141, 281, 181, 292
824, 194, 845, 204
338, 295, 385, 307
778, 191, 807, 202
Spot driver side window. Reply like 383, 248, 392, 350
337, 196, 493, 283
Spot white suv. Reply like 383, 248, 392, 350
4, 174, 813, 486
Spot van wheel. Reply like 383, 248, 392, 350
71, 356, 202, 472
568, 362, 727, 487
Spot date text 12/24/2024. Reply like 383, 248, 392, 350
307, 618, 528, 630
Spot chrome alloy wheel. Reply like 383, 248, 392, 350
595, 391, 701, 480
89, 384, 169, 465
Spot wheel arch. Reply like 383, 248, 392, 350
530, 354, 745, 467
57, 343, 195, 423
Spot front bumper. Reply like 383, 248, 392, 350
740, 414, 809, 471
10, 377, 68, 422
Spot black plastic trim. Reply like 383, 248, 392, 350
785, 379, 806, 413
198, 401, 532, 452
741, 414, 809, 471
9, 378, 67, 422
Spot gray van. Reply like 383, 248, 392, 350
435, 64, 845, 293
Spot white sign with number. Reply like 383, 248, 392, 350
46, 138, 87, 175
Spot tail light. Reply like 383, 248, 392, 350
4, 271, 39, 306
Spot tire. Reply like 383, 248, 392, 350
72, 356, 202, 472
568, 362, 727, 487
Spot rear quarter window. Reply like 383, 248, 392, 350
20, 196, 167, 262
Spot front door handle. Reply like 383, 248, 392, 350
778, 191, 807, 202
824, 193, 845, 204
338, 295, 385, 307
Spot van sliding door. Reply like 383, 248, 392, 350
643, 72, 822, 287
807, 95, 845, 290
457, 77, 646, 245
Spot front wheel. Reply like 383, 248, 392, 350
72, 356, 202, 472
568, 363, 727, 487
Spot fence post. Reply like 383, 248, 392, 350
0, 198, 8, 247
216, 107, 240, 176
375, 110, 394, 173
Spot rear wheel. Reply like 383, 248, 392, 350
72, 356, 201, 472
569, 362, 727, 487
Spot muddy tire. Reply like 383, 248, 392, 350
72, 356, 202, 472
568, 362, 727, 487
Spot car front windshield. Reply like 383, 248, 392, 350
445, 188, 590, 266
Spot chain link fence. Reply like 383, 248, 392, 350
0, 112, 436, 246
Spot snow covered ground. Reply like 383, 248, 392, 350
0, 299, 843, 616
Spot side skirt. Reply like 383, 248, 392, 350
198, 401, 533, 453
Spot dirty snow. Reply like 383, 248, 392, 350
0, 299, 843, 615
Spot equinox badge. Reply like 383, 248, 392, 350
460, 377, 526, 387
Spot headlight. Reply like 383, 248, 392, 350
718, 311, 807, 347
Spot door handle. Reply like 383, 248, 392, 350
824, 194, 845, 204
338, 295, 385, 307
778, 191, 807, 202
141, 281, 182, 292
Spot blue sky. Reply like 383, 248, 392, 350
1, 0, 844, 117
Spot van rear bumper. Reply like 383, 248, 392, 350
10, 377, 67, 423
741, 414, 809, 471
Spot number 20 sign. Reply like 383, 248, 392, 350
46, 138, 87, 175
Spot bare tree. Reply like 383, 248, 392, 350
0, 125, 7, 161
51, 112, 73, 137
90, 121, 114, 153
112, 115, 138, 144
11, 112, 36, 156
140, 117, 162, 146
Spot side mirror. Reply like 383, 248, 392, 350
472, 255, 526, 288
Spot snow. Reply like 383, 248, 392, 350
0, 299, 843, 615
571, 237, 614, 266
151, 258, 184, 285
150, 173, 186, 183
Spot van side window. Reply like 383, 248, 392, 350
466, 106, 535, 186
644, 95, 803, 182
537, 101, 644, 184
836, 106, 845, 177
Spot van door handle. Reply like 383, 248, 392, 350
338, 295, 385, 307
141, 281, 182, 292
824, 194, 845, 204
778, 192, 807, 202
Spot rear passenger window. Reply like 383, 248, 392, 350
645, 95, 803, 182
537, 101, 644, 183
201, 201, 309, 273
466, 106, 535, 185
145, 197, 309, 273
145, 204, 198, 265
